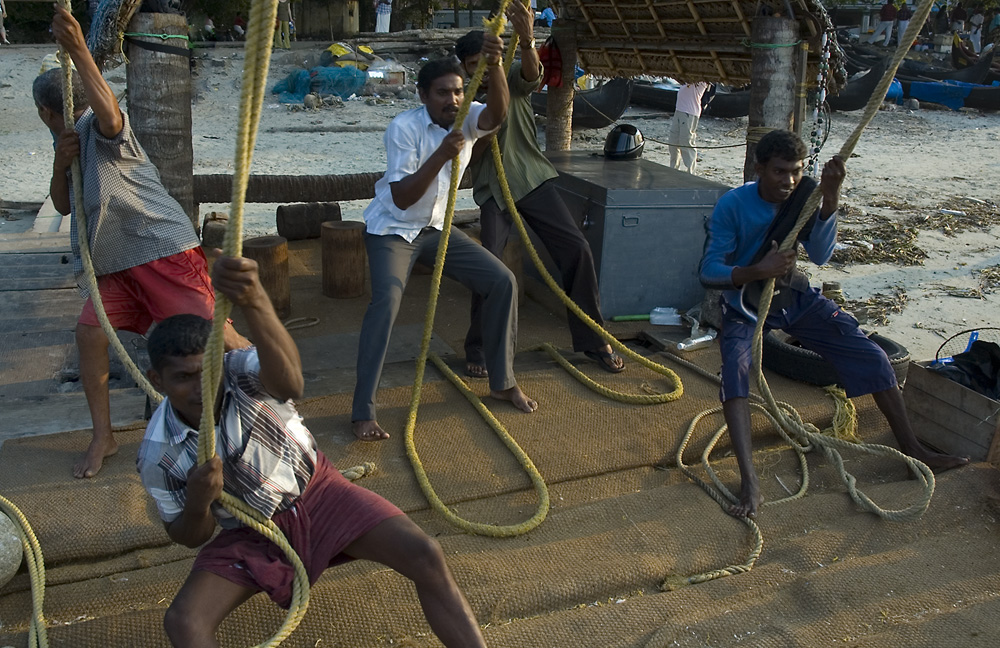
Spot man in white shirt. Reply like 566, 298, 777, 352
352, 39, 538, 442
668, 82, 709, 174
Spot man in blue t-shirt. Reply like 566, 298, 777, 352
699, 130, 967, 519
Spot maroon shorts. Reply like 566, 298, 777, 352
191, 452, 405, 608
78, 247, 215, 335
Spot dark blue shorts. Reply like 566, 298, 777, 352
718, 288, 897, 401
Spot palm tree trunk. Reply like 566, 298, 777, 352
126, 12, 195, 226
546, 18, 576, 152
743, 16, 798, 182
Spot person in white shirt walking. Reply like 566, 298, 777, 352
668, 82, 709, 174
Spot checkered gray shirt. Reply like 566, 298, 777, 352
136, 348, 318, 529
69, 108, 200, 291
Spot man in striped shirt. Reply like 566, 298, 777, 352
137, 254, 487, 648
40, 7, 247, 479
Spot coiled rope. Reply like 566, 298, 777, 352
663, 0, 939, 591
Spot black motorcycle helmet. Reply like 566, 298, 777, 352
603, 124, 644, 160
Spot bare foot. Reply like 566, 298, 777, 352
352, 419, 390, 442
73, 434, 119, 479
465, 362, 489, 379
490, 385, 538, 413
729, 479, 764, 519
909, 447, 969, 473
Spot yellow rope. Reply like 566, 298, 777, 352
403, 1, 552, 537
485, 15, 685, 404
193, 2, 312, 645
0, 496, 47, 648
665, 0, 939, 590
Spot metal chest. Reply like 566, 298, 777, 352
545, 151, 731, 318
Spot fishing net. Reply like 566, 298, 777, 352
936, 327, 1000, 361
86, 0, 145, 71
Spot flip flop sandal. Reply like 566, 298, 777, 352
584, 349, 626, 373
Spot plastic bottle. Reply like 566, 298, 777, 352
649, 306, 682, 326
676, 328, 718, 352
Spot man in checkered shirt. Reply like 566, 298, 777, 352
37, 7, 247, 479
137, 254, 487, 647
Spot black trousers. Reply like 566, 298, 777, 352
464, 180, 605, 364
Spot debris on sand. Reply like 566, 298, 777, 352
906, 197, 1000, 236
844, 286, 907, 326
977, 265, 1000, 295
831, 213, 927, 266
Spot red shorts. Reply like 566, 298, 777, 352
78, 248, 215, 335
191, 452, 405, 609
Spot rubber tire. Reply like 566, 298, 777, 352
762, 330, 910, 387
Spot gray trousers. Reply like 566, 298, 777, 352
352, 226, 518, 422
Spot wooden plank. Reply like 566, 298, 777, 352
0, 252, 72, 267
906, 407, 989, 461
903, 362, 1000, 462
909, 363, 1000, 428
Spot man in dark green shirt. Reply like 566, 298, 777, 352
456, 2, 624, 377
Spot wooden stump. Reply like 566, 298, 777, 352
322, 221, 366, 298
201, 212, 228, 249
243, 236, 291, 319
276, 202, 342, 240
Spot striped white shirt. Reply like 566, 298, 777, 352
137, 348, 317, 529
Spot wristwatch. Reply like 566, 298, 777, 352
522, 37, 536, 49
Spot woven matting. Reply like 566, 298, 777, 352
3, 345, 1000, 646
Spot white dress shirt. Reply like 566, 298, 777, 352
364, 102, 494, 242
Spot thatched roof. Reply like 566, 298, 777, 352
557, 0, 847, 90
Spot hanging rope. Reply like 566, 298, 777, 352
402, 0, 551, 538
193, 2, 311, 645
666, 0, 940, 591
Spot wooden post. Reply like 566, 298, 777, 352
126, 12, 195, 227
243, 236, 291, 319
322, 221, 366, 298
276, 202, 342, 240
743, 16, 798, 182
546, 18, 577, 152
792, 43, 809, 136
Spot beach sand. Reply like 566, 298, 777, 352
2, 41, 998, 361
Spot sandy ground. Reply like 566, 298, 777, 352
1, 41, 998, 361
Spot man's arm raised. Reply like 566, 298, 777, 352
212, 254, 304, 401
51, 5, 123, 139
477, 33, 509, 132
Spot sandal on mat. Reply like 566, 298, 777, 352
584, 349, 625, 373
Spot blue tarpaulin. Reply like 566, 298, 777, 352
272, 66, 368, 103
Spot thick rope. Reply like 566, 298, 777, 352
486, 17, 685, 405
0, 496, 47, 648
403, 1, 551, 537
664, 0, 939, 591
193, 3, 312, 646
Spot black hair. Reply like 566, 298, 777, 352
417, 58, 466, 92
755, 129, 808, 165
147, 314, 213, 372
454, 30, 485, 64
32, 68, 89, 115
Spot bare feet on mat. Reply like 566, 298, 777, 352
490, 385, 538, 413
465, 362, 489, 379
352, 419, 390, 442
73, 434, 119, 479
730, 480, 764, 519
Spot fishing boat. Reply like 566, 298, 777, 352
897, 78, 1000, 111
530, 77, 634, 129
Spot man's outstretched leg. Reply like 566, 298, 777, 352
163, 570, 257, 648
75, 322, 118, 478
722, 397, 763, 519
345, 516, 487, 647
871, 387, 969, 472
